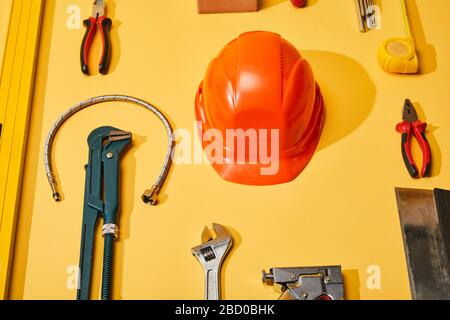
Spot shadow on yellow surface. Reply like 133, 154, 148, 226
408, 0, 437, 75
306, 0, 319, 7
259, 0, 318, 10
409, 101, 441, 178
343, 269, 361, 300
259, 0, 287, 9
114, 134, 144, 300
221, 225, 242, 300
301, 51, 376, 151
107, 0, 121, 75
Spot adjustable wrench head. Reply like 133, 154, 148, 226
191, 223, 232, 269
106, 130, 132, 145
87, 127, 131, 150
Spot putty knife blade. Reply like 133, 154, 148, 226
395, 188, 450, 300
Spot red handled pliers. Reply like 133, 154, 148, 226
396, 99, 432, 178
80, 0, 111, 75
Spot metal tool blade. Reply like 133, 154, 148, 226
365, 0, 377, 30
402, 99, 419, 123
92, 0, 105, 18
395, 188, 450, 299
355, 0, 367, 32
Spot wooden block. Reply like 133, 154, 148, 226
197, 0, 258, 14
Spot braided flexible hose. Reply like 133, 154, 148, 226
44, 95, 174, 205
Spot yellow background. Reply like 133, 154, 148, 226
0, 0, 12, 75
5, 0, 450, 299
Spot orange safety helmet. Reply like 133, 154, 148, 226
195, 31, 324, 185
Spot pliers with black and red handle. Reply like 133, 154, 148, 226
396, 99, 432, 178
80, 0, 111, 75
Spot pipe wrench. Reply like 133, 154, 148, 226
77, 126, 131, 300
192, 223, 233, 300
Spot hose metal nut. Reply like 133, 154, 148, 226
50, 182, 61, 202
142, 185, 160, 206
53, 192, 61, 202
102, 224, 119, 238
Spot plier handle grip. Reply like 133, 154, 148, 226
396, 99, 432, 178
80, 0, 111, 75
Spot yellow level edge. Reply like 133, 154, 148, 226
0, 0, 44, 300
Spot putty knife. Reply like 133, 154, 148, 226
395, 188, 450, 300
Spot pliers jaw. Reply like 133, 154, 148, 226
92, 0, 105, 18
87, 127, 131, 149
402, 99, 419, 123
107, 130, 132, 144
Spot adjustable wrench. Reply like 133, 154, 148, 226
191, 223, 233, 300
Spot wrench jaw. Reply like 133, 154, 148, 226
191, 223, 233, 300
200, 223, 232, 247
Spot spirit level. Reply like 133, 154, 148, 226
0, 0, 44, 299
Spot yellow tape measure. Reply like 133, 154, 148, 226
378, 0, 419, 74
